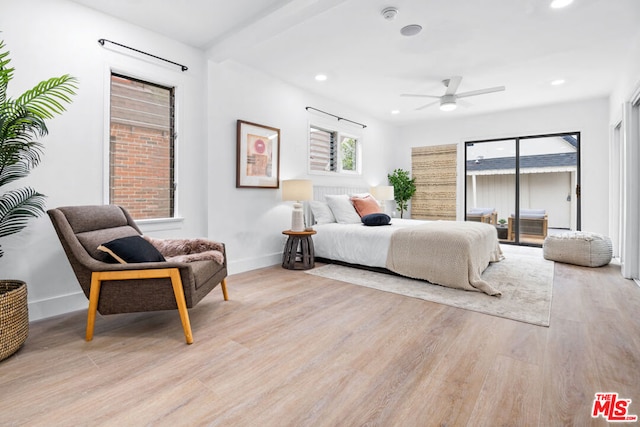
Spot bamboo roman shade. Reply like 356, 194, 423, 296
411, 144, 457, 220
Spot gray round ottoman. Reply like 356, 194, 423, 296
543, 231, 612, 267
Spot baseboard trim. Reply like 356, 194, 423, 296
227, 252, 281, 275
29, 291, 87, 322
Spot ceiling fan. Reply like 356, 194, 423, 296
401, 76, 505, 111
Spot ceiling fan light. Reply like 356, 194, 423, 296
440, 100, 457, 111
550, 0, 573, 9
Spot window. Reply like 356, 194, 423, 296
109, 73, 175, 220
309, 124, 361, 175
340, 136, 358, 172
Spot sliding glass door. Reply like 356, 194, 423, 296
465, 132, 580, 247
466, 139, 516, 241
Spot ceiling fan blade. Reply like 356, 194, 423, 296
415, 100, 440, 111
445, 76, 462, 95
400, 93, 441, 98
456, 86, 505, 99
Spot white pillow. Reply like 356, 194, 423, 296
309, 201, 336, 224
325, 195, 361, 224
350, 192, 372, 199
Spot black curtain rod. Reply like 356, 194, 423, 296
305, 107, 367, 128
98, 39, 188, 72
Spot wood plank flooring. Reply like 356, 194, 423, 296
1, 255, 639, 426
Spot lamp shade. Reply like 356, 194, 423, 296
370, 185, 394, 201
282, 179, 313, 201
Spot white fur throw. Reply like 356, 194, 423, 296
143, 236, 224, 265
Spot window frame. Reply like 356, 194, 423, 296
307, 118, 362, 176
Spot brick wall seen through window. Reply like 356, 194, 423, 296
109, 74, 175, 220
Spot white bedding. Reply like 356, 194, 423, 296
312, 218, 429, 267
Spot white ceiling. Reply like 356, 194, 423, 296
71, 0, 640, 123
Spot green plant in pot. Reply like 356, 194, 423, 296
496, 218, 508, 240
0, 40, 77, 361
387, 168, 416, 219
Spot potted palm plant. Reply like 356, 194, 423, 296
387, 168, 416, 218
0, 40, 77, 361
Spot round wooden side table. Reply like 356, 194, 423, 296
282, 230, 316, 270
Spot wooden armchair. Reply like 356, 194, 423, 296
466, 208, 497, 225
507, 209, 548, 240
47, 205, 228, 344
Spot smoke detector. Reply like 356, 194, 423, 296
381, 7, 398, 21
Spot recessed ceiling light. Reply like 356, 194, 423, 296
551, 79, 566, 86
391, 110, 400, 115
550, 0, 573, 9
315, 74, 327, 81
400, 24, 422, 37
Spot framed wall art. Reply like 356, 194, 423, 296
236, 120, 280, 189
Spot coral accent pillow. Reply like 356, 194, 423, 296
351, 195, 381, 217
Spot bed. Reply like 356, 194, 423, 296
307, 186, 503, 296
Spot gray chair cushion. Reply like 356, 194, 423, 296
57, 205, 131, 233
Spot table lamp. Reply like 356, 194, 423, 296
282, 179, 313, 231
370, 185, 395, 214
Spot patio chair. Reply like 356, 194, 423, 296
466, 208, 497, 225
47, 205, 228, 344
508, 209, 548, 240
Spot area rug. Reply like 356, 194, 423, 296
306, 245, 554, 326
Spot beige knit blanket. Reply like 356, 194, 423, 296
386, 221, 503, 296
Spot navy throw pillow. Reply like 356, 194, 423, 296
97, 235, 166, 264
361, 213, 391, 226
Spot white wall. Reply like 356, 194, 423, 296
1, 1, 627, 322
0, 0, 397, 321
0, 0, 209, 320
609, 37, 640, 122
609, 34, 640, 279
395, 98, 610, 235
207, 60, 397, 273
467, 172, 573, 229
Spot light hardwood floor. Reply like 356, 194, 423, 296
1, 254, 639, 426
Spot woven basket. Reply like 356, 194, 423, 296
0, 280, 29, 362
